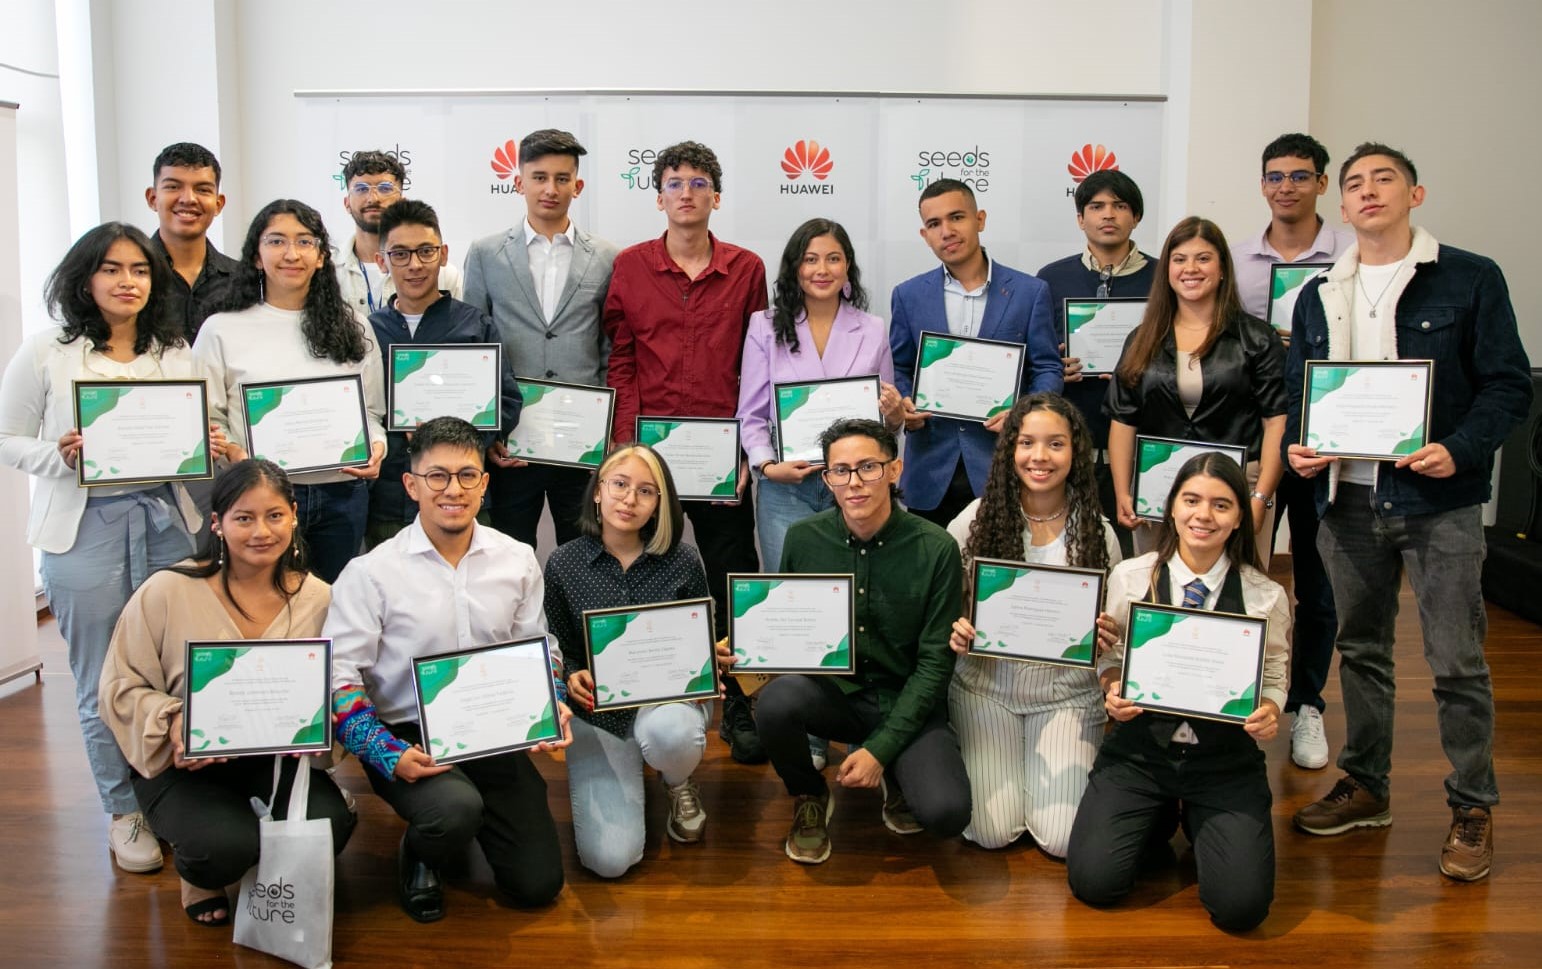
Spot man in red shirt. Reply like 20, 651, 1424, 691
604, 140, 769, 762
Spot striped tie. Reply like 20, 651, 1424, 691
1181, 577, 1209, 610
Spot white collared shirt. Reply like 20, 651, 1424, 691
523, 219, 576, 322
942, 259, 991, 338
325, 518, 553, 724
1164, 552, 1232, 743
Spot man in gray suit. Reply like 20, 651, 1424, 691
463, 129, 620, 551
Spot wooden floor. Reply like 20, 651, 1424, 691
4, 564, 1541, 969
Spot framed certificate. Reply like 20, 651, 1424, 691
411, 637, 562, 765
1301, 360, 1433, 460
727, 573, 855, 674
636, 416, 741, 501
772, 375, 881, 465
1064, 298, 1146, 375
1265, 262, 1332, 334
584, 597, 719, 712
241, 374, 372, 475
1132, 435, 1248, 522
387, 343, 502, 431
503, 378, 614, 469
912, 331, 1026, 422
968, 558, 1105, 669
73, 379, 212, 487
182, 639, 332, 759
1120, 602, 1267, 724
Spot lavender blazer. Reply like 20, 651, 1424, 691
735, 303, 894, 469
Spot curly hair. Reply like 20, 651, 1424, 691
770, 219, 868, 353
963, 392, 1110, 572
44, 222, 185, 355
651, 141, 722, 192
227, 199, 370, 364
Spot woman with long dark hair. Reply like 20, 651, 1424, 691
1104, 217, 1287, 555
194, 199, 386, 583
100, 459, 355, 925
943, 392, 1119, 856
0, 222, 230, 873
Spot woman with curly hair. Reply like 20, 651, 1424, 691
943, 392, 1120, 856
194, 199, 387, 582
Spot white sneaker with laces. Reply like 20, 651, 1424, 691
109, 812, 163, 872
1291, 707, 1330, 770
665, 777, 707, 843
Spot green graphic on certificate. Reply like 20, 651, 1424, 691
912, 333, 1022, 421
184, 640, 332, 757
773, 377, 880, 464
585, 599, 719, 711
728, 574, 854, 673
242, 376, 372, 474
412, 639, 561, 764
75, 380, 212, 487
1133, 437, 1246, 521
970, 560, 1101, 668
504, 379, 613, 469
388, 344, 501, 430
636, 418, 740, 500
1122, 605, 1265, 723
1303, 362, 1431, 459
1265, 262, 1331, 333
1064, 299, 1146, 374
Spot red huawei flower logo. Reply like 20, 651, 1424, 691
782, 140, 833, 181
1068, 144, 1119, 183
491, 140, 519, 180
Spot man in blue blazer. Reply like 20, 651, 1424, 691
891, 178, 1063, 527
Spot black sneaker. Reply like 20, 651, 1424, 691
719, 693, 768, 764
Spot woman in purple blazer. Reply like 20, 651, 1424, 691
737, 219, 903, 573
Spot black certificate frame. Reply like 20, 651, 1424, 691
503, 377, 616, 470
181, 638, 334, 759
72, 378, 214, 488
726, 572, 856, 675
1062, 297, 1147, 376
910, 330, 1027, 423
410, 636, 563, 766
1119, 602, 1267, 726
240, 373, 373, 475
386, 342, 504, 432
583, 597, 720, 713
1131, 435, 1249, 523
967, 557, 1106, 670
635, 415, 743, 502
770, 374, 882, 466
1299, 359, 1435, 461
1264, 261, 1333, 333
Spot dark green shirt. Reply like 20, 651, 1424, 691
781, 506, 963, 765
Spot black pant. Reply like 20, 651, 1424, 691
682, 493, 760, 639
1273, 471, 1338, 714
487, 463, 589, 553
133, 757, 355, 890
907, 460, 977, 532
1066, 727, 1274, 932
370, 721, 563, 907
1094, 452, 1135, 559
294, 479, 369, 584
755, 675, 971, 838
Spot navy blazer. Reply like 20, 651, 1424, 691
889, 260, 1062, 511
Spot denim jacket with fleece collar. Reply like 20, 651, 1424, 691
1283, 227, 1533, 518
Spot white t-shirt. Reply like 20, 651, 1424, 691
1340, 260, 1402, 485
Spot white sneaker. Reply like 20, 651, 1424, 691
1291, 707, 1330, 770
665, 778, 707, 843
109, 812, 163, 873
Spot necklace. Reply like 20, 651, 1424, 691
1356, 260, 1405, 318
1020, 504, 1066, 524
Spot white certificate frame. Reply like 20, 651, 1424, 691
410, 636, 562, 765
726, 572, 856, 674
1131, 435, 1248, 522
967, 558, 1105, 669
72, 379, 213, 488
386, 342, 503, 432
772, 374, 882, 465
1264, 262, 1332, 334
181, 638, 333, 759
635, 416, 742, 501
910, 331, 1026, 423
1120, 602, 1267, 725
1063, 298, 1147, 376
1300, 359, 1434, 461
240, 374, 373, 475
584, 597, 719, 713
503, 377, 615, 470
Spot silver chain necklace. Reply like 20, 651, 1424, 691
1356, 260, 1406, 318
1020, 504, 1066, 524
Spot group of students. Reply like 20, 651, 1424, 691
0, 125, 1530, 935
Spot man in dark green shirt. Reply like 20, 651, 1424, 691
752, 418, 970, 864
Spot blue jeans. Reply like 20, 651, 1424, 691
295, 479, 368, 584
40, 487, 194, 814
565, 703, 708, 878
755, 472, 834, 573
1316, 486, 1496, 807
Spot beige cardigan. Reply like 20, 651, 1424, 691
99, 565, 331, 778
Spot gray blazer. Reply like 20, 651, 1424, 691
462, 225, 620, 388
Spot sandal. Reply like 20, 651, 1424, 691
181, 879, 231, 927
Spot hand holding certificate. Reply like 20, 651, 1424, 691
503, 379, 614, 469
773, 376, 881, 465
1132, 436, 1247, 522
74, 380, 212, 487
585, 598, 719, 712
1064, 299, 1146, 375
1120, 603, 1266, 724
728, 574, 855, 674
182, 639, 332, 758
969, 559, 1104, 668
1301, 360, 1432, 460
911, 332, 1025, 422
637, 417, 741, 500
411, 638, 562, 765
388, 343, 502, 431
242, 375, 372, 475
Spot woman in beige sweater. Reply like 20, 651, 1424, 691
100, 459, 355, 926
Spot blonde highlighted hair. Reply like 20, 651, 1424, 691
578, 444, 685, 556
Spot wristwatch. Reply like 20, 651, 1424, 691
1249, 490, 1275, 509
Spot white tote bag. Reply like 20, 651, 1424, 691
233, 759, 335, 969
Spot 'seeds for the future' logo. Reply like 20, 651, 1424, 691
780, 139, 834, 195
489, 140, 519, 194
911, 145, 991, 193
1068, 143, 1119, 183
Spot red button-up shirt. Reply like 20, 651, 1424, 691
603, 232, 768, 442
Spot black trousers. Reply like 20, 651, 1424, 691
133, 756, 355, 890
370, 721, 563, 906
755, 675, 971, 838
682, 493, 761, 639
907, 460, 977, 532
487, 463, 589, 553
1273, 470, 1339, 714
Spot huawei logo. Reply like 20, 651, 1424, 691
782, 140, 833, 181
1068, 144, 1119, 183
490, 140, 519, 180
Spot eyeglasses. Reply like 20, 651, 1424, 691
350, 181, 399, 197
1096, 265, 1113, 299
410, 468, 485, 491
260, 235, 321, 253
384, 245, 444, 266
661, 176, 714, 195
821, 459, 892, 486
1263, 170, 1321, 186
603, 477, 660, 501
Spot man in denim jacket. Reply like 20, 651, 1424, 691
1282, 142, 1532, 882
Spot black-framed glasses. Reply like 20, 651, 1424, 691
410, 468, 485, 491
1096, 265, 1114, 298
384, 245, 444, 266
821, 459, 892, 486
1263, 170, 1321, 186
602, 477, 660, 501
